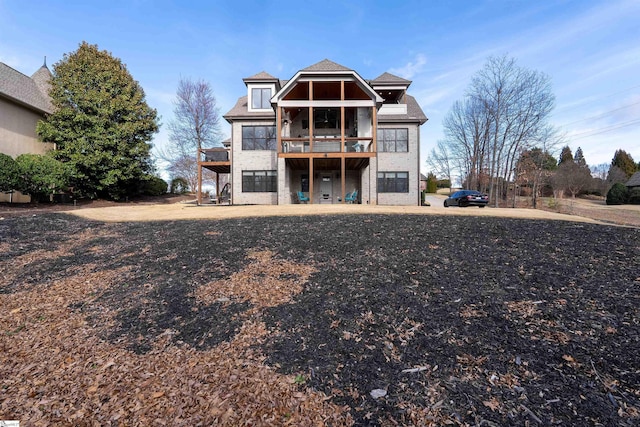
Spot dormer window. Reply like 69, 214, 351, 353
251, 87, 272, 109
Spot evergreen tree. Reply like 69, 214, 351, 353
610, 149, 637, 178
37, 42, 159, 199
426, 172, 438, 193
558, 146, 573, 165
574, 147, 587, 167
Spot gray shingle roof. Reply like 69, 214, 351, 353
225, 60, 427, 124
0, 62, 53, 114
377, 95, 428, 125
223, 95, 275, 122
243, 71, 278, 81
302, 59, 352, 72
370, 72, 411, 85
626, 171, 640, 188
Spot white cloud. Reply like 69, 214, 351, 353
389, 53, 427, 79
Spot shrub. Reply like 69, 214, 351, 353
628, 188, 640, 205
15, 154, 69, 202
606, 183, 629, 205
425, 173, 438, 193
170, 177, 189, 194
0, 153, 20, 192
141, 176, 168, 196
437, 179, 451, 189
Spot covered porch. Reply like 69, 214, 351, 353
197, 147, 231, 205
282, 155, 372, 204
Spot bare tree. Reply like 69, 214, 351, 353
516, 145, 558, 207
590, 163, 611, 196
607, 165, 628, 187
441, 55, 556, 206
426, 140, 454, 193
165, 153, 220, 195
552, 161, 592, 199
158, 78, 222, 192
441, 98, 491, 193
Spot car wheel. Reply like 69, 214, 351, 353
479, 205, 485, 208
444, 201, 448, 207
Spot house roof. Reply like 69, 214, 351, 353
302, 59, 352, 72
626, 171, 640, 187
377, 95, 428, 125
370, 72, 412, 86
274, 59, 382, 105
243, 71, 279, 82
225, 59, 427, 124
223, 95, 275, 123
0, 62, 53, 114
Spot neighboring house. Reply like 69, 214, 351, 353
0, 60, 54, 202
200, 59, 427, 205
626, 171, 640, 190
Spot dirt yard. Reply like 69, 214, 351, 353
1, 204, 639, 425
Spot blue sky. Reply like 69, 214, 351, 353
1, 0, 639, 175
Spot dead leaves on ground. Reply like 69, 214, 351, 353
192, 250, 315, 310
0, 249, 352, 426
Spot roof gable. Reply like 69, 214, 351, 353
302, 59, 352, 72
243, 71, 278, 81
274, 59, 382, 104
370, 72, 412, 86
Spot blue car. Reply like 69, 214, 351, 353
444, 190, 489, 208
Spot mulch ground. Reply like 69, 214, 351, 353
1, 213, 639, 426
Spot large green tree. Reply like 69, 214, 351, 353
37, 42, 159, 199
610, 149, 637, 178
558, 146, 573, 165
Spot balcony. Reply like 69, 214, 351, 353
199, 148, 230, 174
378, 103, 407, 115
282, 137, 372, 153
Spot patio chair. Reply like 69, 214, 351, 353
345, 190, 358, 204
297, 191, 310, 204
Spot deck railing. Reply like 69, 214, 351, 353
200, 148, 230, 162
281, 137, 372, 153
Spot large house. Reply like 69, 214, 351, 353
0, 60, 54, 202
199, 59, 427, 205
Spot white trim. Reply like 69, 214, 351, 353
248, 84, 276, 112
372, 85, 408, 90
274, 70, 383, 104
278, 100, 376, 108
297, 76, 355, 82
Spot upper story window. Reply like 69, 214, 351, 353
251, 88, 272, 109
377, 128, 408, 152
242, 126, 277, 150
